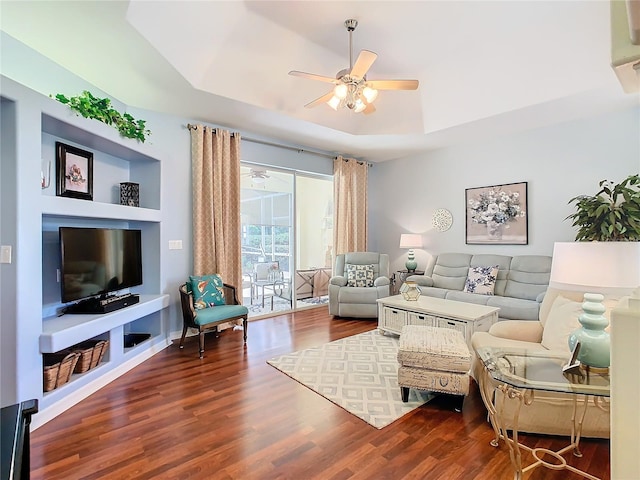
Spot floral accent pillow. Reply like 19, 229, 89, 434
189, 274, 225, 309
463, 266, 499, 295
346, 264, 375, 287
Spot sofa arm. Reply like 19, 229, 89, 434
536, 291, 546, 303
406, 275, 433, 287
374, 276, 390, 287
488, 320, 543, 343
330, 276, 347, 287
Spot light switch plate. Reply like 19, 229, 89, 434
168, 240, 183, 250
0, 245, 11, 264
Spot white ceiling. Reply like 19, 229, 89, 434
1, 1, 638, 162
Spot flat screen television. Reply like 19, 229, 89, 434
59, 227, 143, 303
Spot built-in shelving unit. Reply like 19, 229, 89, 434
40, 295, 169, 353
41, 195, 162, 222
0, 75, 170, 427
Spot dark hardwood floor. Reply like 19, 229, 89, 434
31, 308, 610, 479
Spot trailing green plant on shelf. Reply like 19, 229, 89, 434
52, 91, 151, 142
566, 174, 640, 241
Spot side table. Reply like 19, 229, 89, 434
475, 347, 610, 480
391, 269, 424, 295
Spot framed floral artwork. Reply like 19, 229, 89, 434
465, 182, 528, 245
56, 142, 93, 201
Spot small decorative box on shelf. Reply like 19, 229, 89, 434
120, 182, 140, 207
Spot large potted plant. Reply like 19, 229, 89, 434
566, 174, 640, 241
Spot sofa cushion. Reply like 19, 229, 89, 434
541, 295, 582, 352
194, 304, 248, 325
445, 290, 491, 305
346, 264, 375, 287
488, 320, 544, 343
342, 252, 386, 277
539, 287, 587, 327
408, 275, 434, 287
189, 274, 225, 309
504, 255, 552, 301
338, 285, 381, 303
431, 253, 472, 290
418, 286, 448, 299
486, 296, 540, 321
463, 265, 499, 295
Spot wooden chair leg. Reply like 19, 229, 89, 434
179, 323, 188, 349
199, 330, 205, 359
242, 317, 248, 343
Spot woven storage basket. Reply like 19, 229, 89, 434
43, 352, 80, 392
72, 339, 109, 373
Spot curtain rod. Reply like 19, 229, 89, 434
186, 123, 371, 165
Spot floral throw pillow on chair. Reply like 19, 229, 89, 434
189, 274, 226, 309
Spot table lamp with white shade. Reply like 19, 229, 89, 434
549, 241, 640, 369
399, 234, 422, 272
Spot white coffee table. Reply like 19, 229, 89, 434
377, 295, 499, 349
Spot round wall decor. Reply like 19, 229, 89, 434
432, 208, 453, 232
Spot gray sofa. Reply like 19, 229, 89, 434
406, 253, 552, 320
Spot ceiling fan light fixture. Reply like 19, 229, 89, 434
362, 86, 378, 103
327, 95, 341, 110
334, 83, 348, 99
290, 19, 419, 115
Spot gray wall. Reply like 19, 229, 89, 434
1, 97, 18, 405
0, 34, 335, 406
369, 107, 640, 273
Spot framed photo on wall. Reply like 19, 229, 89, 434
465, 181, 528, 245
56, 142, 93, 201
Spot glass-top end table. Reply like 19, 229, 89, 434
475, 346, 610, 480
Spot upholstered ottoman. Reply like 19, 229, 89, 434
397, 325, 471, 411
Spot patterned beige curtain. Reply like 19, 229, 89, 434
333, 156, 368, 255
190, 125, 243, 300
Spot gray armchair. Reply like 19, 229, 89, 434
329, 252, 390, 318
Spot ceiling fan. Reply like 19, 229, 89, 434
289, 19, 419, 114
242, 169, 270, 183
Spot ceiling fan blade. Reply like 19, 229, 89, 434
350, 50, 377, 79
305, 91, 335, 108
289, 71, 338, 84
367, 79, 419, 90
363, 103, 376, 115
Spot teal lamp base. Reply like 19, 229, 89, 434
405, 249, 417, 272
568, 293, 610, 369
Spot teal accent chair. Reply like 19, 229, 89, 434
179, 282, 248, 358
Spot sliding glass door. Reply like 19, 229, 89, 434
293, 175, 333, 307
240, 165, 332, 318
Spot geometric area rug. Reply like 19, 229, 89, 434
267, 330, 435, 429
